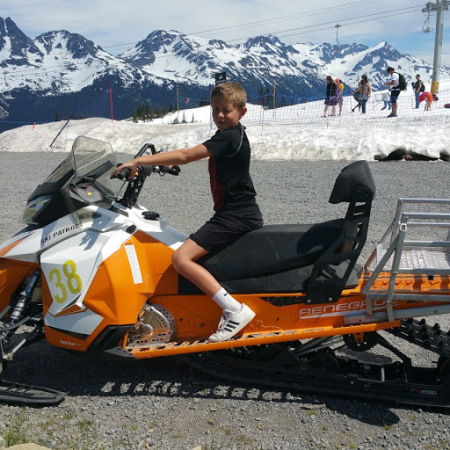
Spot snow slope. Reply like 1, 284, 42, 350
0, 80, 449, 162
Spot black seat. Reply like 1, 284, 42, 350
179, 161, 376, 303
199, 220, 345, 281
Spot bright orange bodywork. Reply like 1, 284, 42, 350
3, 233, 449, 358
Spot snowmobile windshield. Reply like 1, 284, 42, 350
23, 136, 118, 226
71, 136, 117, 193
28, 136, 117, 202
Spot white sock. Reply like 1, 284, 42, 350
212, 288, 242, 314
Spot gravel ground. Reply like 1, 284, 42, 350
0, 153, 449, 449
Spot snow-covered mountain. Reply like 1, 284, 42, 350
120, 31, 321, 93
0, 17, 166, 93
0, 17, 178, 128
124, 29, 448, 95
298, 40, 437, 89
1, 17, 449, 129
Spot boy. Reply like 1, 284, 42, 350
113, 82, 263, 342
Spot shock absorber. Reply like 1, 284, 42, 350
9, 270, 41, 324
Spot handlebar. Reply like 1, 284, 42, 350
161, 165, 181, 176
134, 142, 157, 158
112, 141, 181, 181
111, 143, 180, 208
113, 164, 180, 181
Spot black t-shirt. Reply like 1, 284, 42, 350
203, 123, 259, 212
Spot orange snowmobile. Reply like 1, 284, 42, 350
0, 136, 449, 407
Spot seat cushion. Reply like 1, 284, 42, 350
199, 219, 345, 281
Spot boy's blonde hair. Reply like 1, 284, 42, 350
211, 82, 247, 109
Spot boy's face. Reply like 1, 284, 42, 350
211, 97, 247, 131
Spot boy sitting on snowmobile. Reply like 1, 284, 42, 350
113, 82, 263, 342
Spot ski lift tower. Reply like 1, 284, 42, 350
422, 0, 450, 94
334, 24, 341, 52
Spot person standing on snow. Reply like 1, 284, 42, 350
335, 78, 344, 116
385, 67, 400, 117
323, 76, 337, 117
412, 74, 423, 109
355, 75, 372, 114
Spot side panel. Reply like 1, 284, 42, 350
1, 215, 82, 263
42, 230, 178, 351
41, 227, 130, 350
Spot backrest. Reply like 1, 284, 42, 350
306, 161, 376, 304
329, 160, 376, 204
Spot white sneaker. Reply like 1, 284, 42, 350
208, 304, 255, 342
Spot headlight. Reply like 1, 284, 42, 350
22, 195, 54, 225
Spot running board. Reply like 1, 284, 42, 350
0, 379, 66, 406
127, 320, 400, 359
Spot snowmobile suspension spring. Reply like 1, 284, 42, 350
9, 270, 40, 324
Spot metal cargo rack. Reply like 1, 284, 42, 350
363, 198, 450, 322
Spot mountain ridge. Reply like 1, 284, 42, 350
1, 16, 449, 129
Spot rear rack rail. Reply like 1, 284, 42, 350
363, 198, 450, 322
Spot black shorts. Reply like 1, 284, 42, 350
189, 207, 263, 254
390, 90, 400, 104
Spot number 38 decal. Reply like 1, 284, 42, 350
48, 260, 83, 303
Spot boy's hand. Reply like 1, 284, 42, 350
111, 160, 139, 179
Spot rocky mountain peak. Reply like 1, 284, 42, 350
35, 30, 101, 60
0, 17, 43, 67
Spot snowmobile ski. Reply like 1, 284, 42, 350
0, 379, 66, 405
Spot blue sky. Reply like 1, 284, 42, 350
1, 0, 449, 65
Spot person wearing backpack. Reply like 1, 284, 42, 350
385, 67, 400, 117
413, 74, 423, 109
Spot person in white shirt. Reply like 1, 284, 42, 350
385, 67, 400, 117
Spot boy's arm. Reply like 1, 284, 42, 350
113, 144, 211, 177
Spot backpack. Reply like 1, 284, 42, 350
397, 72, 407, 91
419, 82, 425, 92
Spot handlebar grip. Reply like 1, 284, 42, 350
116, 167, 131, 180
165, 165, 181, 176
